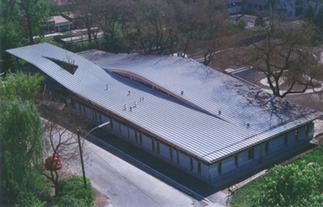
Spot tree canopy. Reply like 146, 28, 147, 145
0, 0, 52, 72
0, 72, 43, 101
0, 72, 45, 205
255, 162, 323, 207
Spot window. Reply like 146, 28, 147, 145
248, 148, 254, 160
304, 125, 309, 136
156, 142, 160, 153
295, 129, 299, 140
218, 161, 222, 175
234, 155, 239, 167
190, 158, 194, 170
284, 135, 288, 146
265, 142, 269, 153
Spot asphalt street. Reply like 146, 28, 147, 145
64, 130, 228, 207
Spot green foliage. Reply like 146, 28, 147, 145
0, 72, 43, 101
229, 178, 263, 207
255, 162, 322, 207
229, 19, 246, 29
14, 171, 50, 207
0, 99, 45, 204
55, 176, 94, 207
231, 148, 323, 207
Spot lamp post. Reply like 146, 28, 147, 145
77, 121, 110, 189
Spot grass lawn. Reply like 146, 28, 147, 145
230, 146, 323, 207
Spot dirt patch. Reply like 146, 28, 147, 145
93, 188, 109, 207
285, 93, 323, 112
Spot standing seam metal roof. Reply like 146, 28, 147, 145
6, 43, 323, 163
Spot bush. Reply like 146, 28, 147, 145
15, 171, 51, 207
56, 176, 94, 207
255, 162, 322, 207
15, 195, 45, 207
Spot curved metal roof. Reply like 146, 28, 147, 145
7, 43, 323, 163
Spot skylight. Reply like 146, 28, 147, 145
43, 56, 78, 74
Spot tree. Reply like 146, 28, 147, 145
173, 0, 229, 65
0, 0, 26, 72
0, 99, 45, 204
0, 0, 52, 72
305, 2, 323, 43
0, 72, 43, 101
17, 0, 51, 44
0, 72, 45, 205
130, 0, 178, 55
90, 0, 134, 51
255, 162, 323, 207
39, 93, 91, 197
42, 119, 80, 196
247, 20, 323, 97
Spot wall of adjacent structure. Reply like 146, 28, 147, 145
72, 98, 315, 186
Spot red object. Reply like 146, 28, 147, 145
45, 156, 62, 171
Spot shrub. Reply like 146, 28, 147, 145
56, 176, 94, 207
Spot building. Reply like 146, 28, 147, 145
7, 43, 322, 187
46, 15, 73, 32
226, 0, 322, 19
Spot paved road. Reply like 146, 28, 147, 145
65, 133, 225, 207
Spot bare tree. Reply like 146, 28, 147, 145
248, 19, 323, 98
173, 0, 229, 64
38, 92, 90, 196
42, 119, 79, 196
130, 0, 178, 54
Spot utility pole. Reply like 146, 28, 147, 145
77, 129, 87, 189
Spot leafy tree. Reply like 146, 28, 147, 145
17, 0, 51, 44
255, 162, 323, 207
0, 0, 26, 72
0, 99, 45, 204
90, 0, 134, 51
0, 0, 52, 72
0, 72, 43, 101
0, 72, 45, 205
